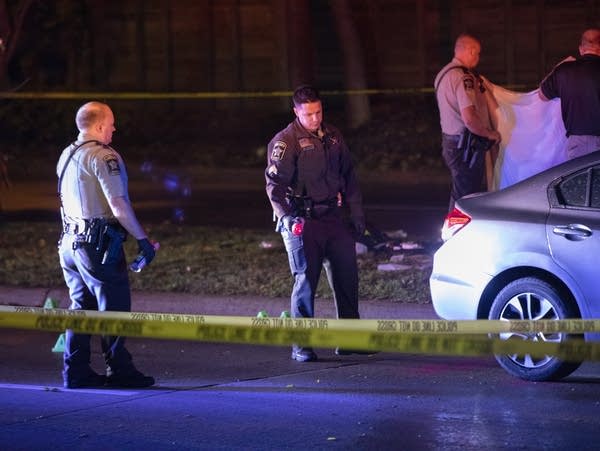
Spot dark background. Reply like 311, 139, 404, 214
1, 0, 598, 175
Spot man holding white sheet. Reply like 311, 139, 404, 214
539, 28, 600, 159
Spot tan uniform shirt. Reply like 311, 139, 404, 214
434, 57, 492, 136
57, 134, 128, 222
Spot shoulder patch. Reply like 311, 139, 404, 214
103, 154, 121, 175
272, 141, 287, 161
463, 75, 475, 91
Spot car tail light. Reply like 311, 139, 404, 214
441, 208, 471, 241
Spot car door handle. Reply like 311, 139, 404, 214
552, 224, 592, 241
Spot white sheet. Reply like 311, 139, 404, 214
488, 83, 567, 190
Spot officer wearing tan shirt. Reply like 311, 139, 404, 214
434, 33, 501, 211
57, 101, 156, 389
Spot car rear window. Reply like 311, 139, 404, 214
557, 166, 600, 208
559, 171, 589, 207
592, 168, 600, 207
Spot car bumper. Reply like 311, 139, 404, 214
429, 271, 492, 319
429, 235, 495, 320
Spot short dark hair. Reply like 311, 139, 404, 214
293, 85, 320, 107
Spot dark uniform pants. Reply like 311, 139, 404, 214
58, 233, 134, 378
281, 211, 359, 319
442, 133, 486, 212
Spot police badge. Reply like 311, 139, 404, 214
298, 138, 314, 151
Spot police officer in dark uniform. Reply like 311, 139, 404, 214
265, 85, 365, 362
539, 28, 600, 159
57, 101, 156, 389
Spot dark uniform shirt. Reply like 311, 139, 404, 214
540, 54, 600, 136
265, 118, 363, 222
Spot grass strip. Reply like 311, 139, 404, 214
0, 221, 432, 303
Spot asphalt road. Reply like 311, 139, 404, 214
1, 166, 450, 240
1, 289, 600, 450
2, 328, 600, 450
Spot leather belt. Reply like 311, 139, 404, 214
313, 198, 338, 207
442, 133, 460, 140
63, 219, 91, 235
63, 218, 110, 235
310, 198, 339, 218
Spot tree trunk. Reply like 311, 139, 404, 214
329, 0, 370, 128
0, 0, 10, 89
0, 0, 35, 90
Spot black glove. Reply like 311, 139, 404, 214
137, 238, 156, 266
352, 217, 366, 238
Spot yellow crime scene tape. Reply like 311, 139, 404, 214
0, 85, 535, 100
1, 306, 600, 361
0, 88, 433, 100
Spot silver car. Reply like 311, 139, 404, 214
430, 150, 600, 381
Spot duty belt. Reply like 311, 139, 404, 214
63, 219, 94, 235
62, 217, 114, 235
442, 133, 460, 141
289, 195, 339, 219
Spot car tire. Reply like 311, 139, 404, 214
489, 277, 582, 381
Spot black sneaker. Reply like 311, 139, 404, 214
291, 346, 318, 362
106, 369, 155, 388
64, 371, 107, 389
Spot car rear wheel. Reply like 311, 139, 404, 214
489, 277, 582, 381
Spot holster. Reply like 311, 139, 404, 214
458, 129, 494, 168
98, 223, 127, 265
286, 194, 313, 219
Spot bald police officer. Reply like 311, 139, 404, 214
265, 85, 366, 362
57, 101, 156, 389
539, 28, 600, 159
435, 33, 501, 211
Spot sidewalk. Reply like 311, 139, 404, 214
0, 285, 437, 319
